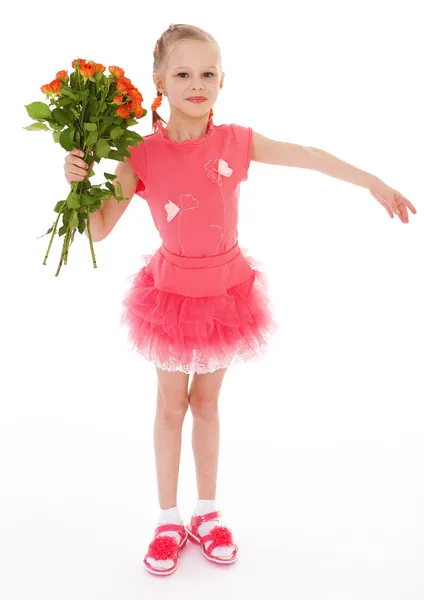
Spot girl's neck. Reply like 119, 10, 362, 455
160, 112, 213, 143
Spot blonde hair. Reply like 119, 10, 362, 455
152, 23, 222, 132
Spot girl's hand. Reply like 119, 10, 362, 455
64, 148, 91, 185
369, 178, 417, 223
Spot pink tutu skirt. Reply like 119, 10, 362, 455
120, 242, 279, 374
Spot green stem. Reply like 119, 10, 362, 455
55, 228, 68, 277
86, 211, 97, 269
63, 224, 71, 266
43, 211, 61, 266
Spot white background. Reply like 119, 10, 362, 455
2, 0, 423, 598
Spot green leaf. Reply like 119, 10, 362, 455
78, 214, 86, 234
58, 97, 74, 107
23, 122, 50, 131
89, 199, 102, 211
53, 130, 60, 143
95, 138, 110, 158
58, 225, 67, 236
48, 120, 64, 131
108, 150, 126, 161
54, 200, 66, 213
84, 122, 97, 131
105, 181, 116, 193
80, 194, 94, 206
110, 126, 124, 140
68, 210, 79, 230
114, 140, 126, 152
25, 101, 52, 120
67, 192, 81, 209
52, 108, 72, 126
86, 129, 98, 146
59, 128, 73, 151
104, 172, 117, 181
36, 224, 55, 239
59, 85, 80, 100
123, 130, 143, 141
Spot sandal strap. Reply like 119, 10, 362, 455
190, 510, 221, 533
204, 539, 237, 558
154, 523, 186, 539
144, 553, 178, 571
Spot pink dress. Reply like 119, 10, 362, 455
120, 114, 279, 374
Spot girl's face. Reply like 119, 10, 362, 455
155, 40, 224, 118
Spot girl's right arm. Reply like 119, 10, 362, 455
64, 148, 139, 242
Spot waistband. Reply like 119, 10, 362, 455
145, 241, 254, 297
159, 241, 242, 269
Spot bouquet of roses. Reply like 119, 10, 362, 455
24, 58, 146, 276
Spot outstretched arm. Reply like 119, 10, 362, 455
251, 131, 417, 223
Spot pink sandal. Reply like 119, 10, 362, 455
185, 510, 238, 564
143, 524, 188, 576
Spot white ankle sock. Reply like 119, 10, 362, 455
194, 498, 236, 559
145, 506, 184, 570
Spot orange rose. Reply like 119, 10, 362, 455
116, 104, 131, 119
80, 62, 95, 78
93, 63, 106, 73
56, 70, 68, 82
41, 78, 62, 95
113, 95, 123, 104
117, 76, 133, 90
129, 88, 143, 103
109, 65, 125, 78
116, 79, 132, 95
131, 103, 144, 119
40, 83, 52, 94
72, 58, 87, 69
50, 79, 62, 93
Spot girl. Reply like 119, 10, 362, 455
64, 23, 416, 576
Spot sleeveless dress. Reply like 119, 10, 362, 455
120, 114, 279, 374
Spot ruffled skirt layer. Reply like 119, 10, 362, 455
120, 242, 279, 374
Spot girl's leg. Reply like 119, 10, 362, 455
188, 367, 228, 501
188, 367, 236, 559
145, 367, 190, 571
154, 366, 190, 509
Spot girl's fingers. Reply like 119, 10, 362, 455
396, 193, 417, 214
400, 205, 409, 223
64, 164, 88, 180
65, 154, 88, 170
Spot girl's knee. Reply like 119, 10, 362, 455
155, 367, 189, 418
189, 393, 219, 419
157, 389, 189, 420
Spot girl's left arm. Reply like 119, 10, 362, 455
251, 131, 417, 223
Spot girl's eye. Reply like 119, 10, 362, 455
177, 72, 215, 78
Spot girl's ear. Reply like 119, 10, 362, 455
220, 72, 225, 90
152, 73, 163, 92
